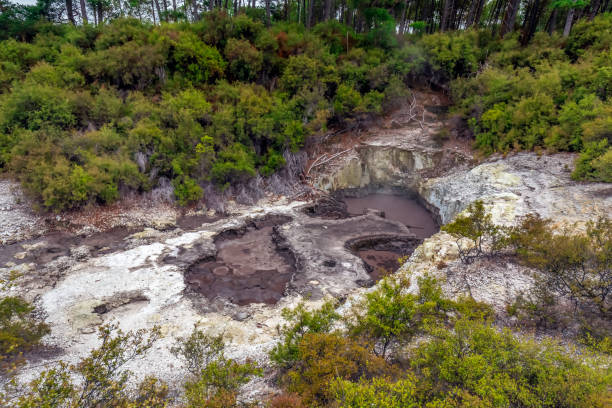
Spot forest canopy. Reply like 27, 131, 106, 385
0, 1, 610, 211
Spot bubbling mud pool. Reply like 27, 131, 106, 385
184, 217, 295, 305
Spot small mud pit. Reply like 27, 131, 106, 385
342, 193, 439, 239
0, 226, 138, 268
347, 236, 421, 282
185, 216, 295, 305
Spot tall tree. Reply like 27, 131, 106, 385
440, 0, 453, 31
500, 0, 521, 37
466, 0, 485, 28
79, 0, 87, 23
66, 0, 76, 23
563, 4, 575, 36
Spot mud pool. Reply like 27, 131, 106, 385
342, 193, 439, 239
184, 217, 294, 305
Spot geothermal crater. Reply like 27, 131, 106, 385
184, 216, 295, 305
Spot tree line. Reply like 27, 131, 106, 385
2, 0, 611, 42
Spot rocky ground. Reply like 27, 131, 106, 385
1, 92, 610, 401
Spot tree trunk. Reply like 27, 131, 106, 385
161, 0, 168, 21
547, 8, 557, 34
193, 0, 199, 20
66, 0, 76, 24
466, 0, 483, 28
500, 0, 521, 37
79, 0, 88, 24
151, 0, 157, 24
398, 0, 409, 33
97, 3, 103, 25
265, 0, 271, 25
563, 6, 575, 36
155, 0, 164, 23
588, 0, 601, 20
307, 0, 313, 27
440, 0, 453, 31
324, 0, 331, 20
521, 0, 542, 45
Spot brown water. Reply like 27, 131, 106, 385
343, 194, 439, 239
357, 249, 400, 281
184, 220, 294, 305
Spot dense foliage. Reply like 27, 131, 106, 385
269, 275, 611, 407
0, 14, 419, 211
0, 6, 610, 211
0, 272, 49, 375
451, 15, 612, 181
443, 200, 612, 351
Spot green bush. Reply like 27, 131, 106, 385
0, 274, 49, 374
270, 300, 339, 369
411, 319, 610, 407
224, 38, 263, 81
171, 32, 225, 85
12, 324, 166, 408
441, 200, 504, 263
573, 140, 612, 182
171, 327, 262, 408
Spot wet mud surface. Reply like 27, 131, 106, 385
342, 194, 439, 239
346, 236, 421, 281
184, 217, 295, 305
334, 193, 439, 279
0, 226, 138, 268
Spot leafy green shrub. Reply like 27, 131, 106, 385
224, 38, 263, 82
347, 275, 456, 358
510, 215, 612, 317
210, 143, 256, 187
331, 375, 419, 408
0, 84, 76, 132
284, 332, 394, 406
171, 32, 225, 85
270, 300, 339, 369
171, 327, 262, 408
573, 140, 612, 182
0, 273, 49, 374
411, 318, 610, 407
12, 324, 165, 408
86, 43, 166, 89
441, 200, 505, 263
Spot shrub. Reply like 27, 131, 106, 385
441, 200, 505, 264
347, 275, 455, 358
224, 38, 263, 82
331, 375, 420, 408
12, 324, 165, 408
511, 216, 612, 317
0, 84, 76, 132
171, 32, 226, 85
172, 327, 262, 408
411, 318, 611, 407
573, 140, 612, 182
210, 143, 256, 187
270, 300, 339, 369
284, 332, 394, 406
0, 273, 49, 374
